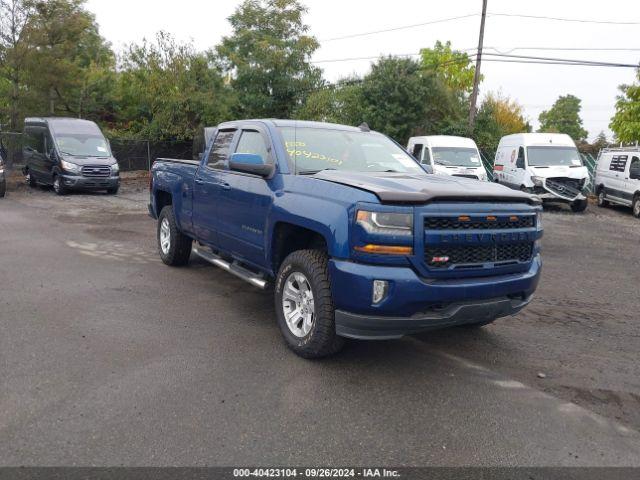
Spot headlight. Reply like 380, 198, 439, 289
111, 162, 119, 173
356, 210, 413, 237
531, 176, 544, 187
60, 160, 80, 174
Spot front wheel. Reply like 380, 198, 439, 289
53, 175, 66, 196
0, 179, 5, 197
26, 170, 37, 188
157, 206, 192, 266
275, 249, 345, 359
106, 186, 119, 195
570, 199, 588, 213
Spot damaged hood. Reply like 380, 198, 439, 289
313, 170, 538, 205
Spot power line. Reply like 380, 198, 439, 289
488, 12, 640, 25
485, 46, 640, 54
319, 13, 478, 42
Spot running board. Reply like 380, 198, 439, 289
193, 245, 269, 289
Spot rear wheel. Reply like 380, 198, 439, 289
0, 178, 5, 197
275, 249, 345, 359
26, 170, 37, 188
570, 199, 588, 213
157, 206, 192, 266
53, 175, 66, 196
597, 188, 609, 208
633, 195, 640, 218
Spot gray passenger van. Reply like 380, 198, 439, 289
22, 117, 120, 195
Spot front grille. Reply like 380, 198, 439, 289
81, 165, 111, 177
452, 174, 479, 180
545, 177, 583, 198
425, 215, 535, 230
425, 242, 533, 268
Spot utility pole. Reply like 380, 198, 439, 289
468, 0, 487, 133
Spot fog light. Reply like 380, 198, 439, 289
372, 280, 389, 304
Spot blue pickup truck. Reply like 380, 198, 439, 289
149, 120, 543, 358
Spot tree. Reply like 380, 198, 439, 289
474, 92, 530, 154
420, 40, 477, 96
538, 94, 587, 141
0, 0, 35, 128
610, 68, 640, 143
295, 77, 364, 125
111, 32, 234, 141
216, 0, 322, 119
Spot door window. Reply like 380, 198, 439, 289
207, 130, 235, 170
630, 156, 640, 170
411, 143, 423, 161
24, 127, 45, 154
235, 130, 270, 162
516, 147, 525, 168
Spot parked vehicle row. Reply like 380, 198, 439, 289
22, 117, 120, 195
150, 119, 543, 358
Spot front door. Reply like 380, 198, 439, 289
215, 128, 275, 268
192, 129, 237, 247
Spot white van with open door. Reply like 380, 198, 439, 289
594, 148, 640, 217
493, 133, 589, 212
407, 135, 488, 181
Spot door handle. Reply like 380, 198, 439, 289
221, 182, 231, 190
194, 178, 205, 185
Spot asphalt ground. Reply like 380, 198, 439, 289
1, 177, 639, 466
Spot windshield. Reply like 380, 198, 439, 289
432, 147, 481, 167
279, 127, 424, 174
527, 146, 582, 167
55, 134, 111, 158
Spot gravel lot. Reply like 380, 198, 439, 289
1, 175, 639, 466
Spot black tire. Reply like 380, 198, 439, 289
570, 198, 588, 213
633, 195, 640, 219
597, 188, 609, 208
106, 187, 119, 195
157, 206, 192, 266
275, 249, 345, 359
53, 175, 66, 196
0, 179, 5, 198
26, 170, 37, 188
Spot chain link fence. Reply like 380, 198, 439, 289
0, 132, 194, 172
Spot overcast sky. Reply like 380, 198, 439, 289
85, 0, 639, 141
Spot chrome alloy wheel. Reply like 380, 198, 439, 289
634, 198, 640, 217
282, 271, 315, 338
159, 217, 171, 254
53, 176, 61, 193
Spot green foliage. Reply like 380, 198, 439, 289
297, 56, 465, 145
474, 92, 530, 154
538, 94, 587, 141
109, 32, 234, 141
216, 0, 322, 119
610, 69, 640, 143
420, 40, 477, 96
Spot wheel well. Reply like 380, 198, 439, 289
155, 190, 173, 213
272, 223, 328, 273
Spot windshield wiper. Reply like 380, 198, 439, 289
298, 168, 337, 175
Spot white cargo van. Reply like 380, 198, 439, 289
493, 133, 589, 212
594, 148, 640, 216
407, 135, 488, 181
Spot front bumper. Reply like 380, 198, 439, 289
335, 295, 532, 339
60, 174, 119, 190
329, 255, 541, 339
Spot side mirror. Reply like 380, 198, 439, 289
229, 153, 273, 177
516, 158, 525, 169
630, 167, 640, 180
422, 164, 434, 174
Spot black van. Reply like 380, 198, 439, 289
22, 117, 120, 195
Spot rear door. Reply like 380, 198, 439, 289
24, 126, 48, 182
192, 128, 237, 247
215, 127, 275, 268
